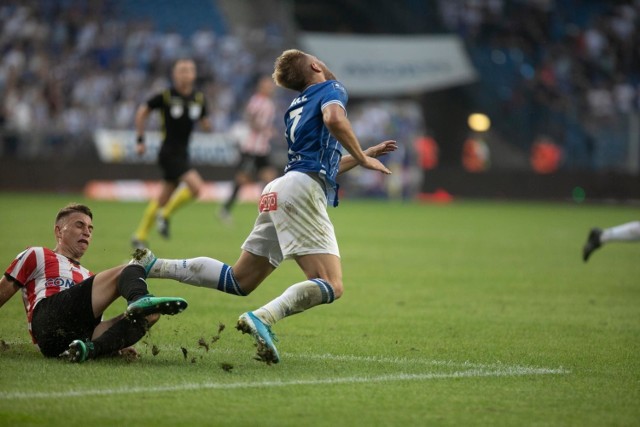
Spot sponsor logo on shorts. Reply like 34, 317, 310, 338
259, 192, 278, 212
45, 277, 75, 288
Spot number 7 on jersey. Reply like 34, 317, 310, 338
288, 106, 303, 143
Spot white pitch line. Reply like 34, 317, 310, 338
284, 352, 561, 371
156, 347, 569, 372
0, 365, 569, 400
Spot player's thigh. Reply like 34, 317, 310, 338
232, 250, 275, 294
271, 172, 340, 260
181, 169, 204, 194
91, 265, 126, 317
295, 253, 343, 297
32, 281, 100, 357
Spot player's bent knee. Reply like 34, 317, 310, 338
189, 186, 202, 198
313, 276, 343, 300
329, 280, 344, 300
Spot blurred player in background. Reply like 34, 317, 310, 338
131, 58, 211, 249
219, 75, 278, 223
138, 49, 397, 364
582, 221, 640, 262
0, 203, 187, 362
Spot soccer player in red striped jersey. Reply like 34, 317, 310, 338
220, 76, 279, 222
0, 203, 187, 362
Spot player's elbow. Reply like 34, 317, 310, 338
323, 113, 345, 131
135, 106, 150, 124
322, 105, 347, 127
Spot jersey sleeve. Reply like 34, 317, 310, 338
146, 92, 165, 110
320, 81, 348, 113
4, 247, 38, 287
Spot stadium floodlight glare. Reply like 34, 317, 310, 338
468, 113, 491, 132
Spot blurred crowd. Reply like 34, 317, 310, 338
347, 100, 425, 199
439, 0, 640, 170
0, 0, 425, 186
0, 0, 283, 156
4, 0, 635, 172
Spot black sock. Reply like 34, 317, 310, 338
91, 317, 148, 358
224, 183, 241, 211
117, 265, 149, 304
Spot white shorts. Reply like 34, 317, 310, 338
241, 171, 340, 267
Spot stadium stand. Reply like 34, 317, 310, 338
0, 0, 638, 198
116, 0, 227, 37
436, 0, 639, 172
293, 0, 639, 173
0, 0, 274, 159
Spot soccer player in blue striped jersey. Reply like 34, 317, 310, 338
283, 74, 348, 207
143, 49, 397, 364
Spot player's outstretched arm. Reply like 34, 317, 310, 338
367, 140, 398, 158
323, 104, 393, 175
0, 276, 19, 309
339, 140, 398, 175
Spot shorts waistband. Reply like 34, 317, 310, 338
303, 172, 327, 193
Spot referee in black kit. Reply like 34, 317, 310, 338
131, 58, 211, 249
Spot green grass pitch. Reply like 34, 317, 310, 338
0, 192, 638, 426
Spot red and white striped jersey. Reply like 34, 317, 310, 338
4, 247, 93, 342
239, 93, 276, 156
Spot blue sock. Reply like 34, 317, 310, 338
219, 264, 246, 296
310, 278, 336, 304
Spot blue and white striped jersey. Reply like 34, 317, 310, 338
283, 80, 348, 207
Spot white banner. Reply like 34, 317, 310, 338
84, 180, 261, 201
93, 129, 240, 165
300, 33, 477, 96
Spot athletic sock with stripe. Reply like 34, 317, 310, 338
252, 279, 336, 326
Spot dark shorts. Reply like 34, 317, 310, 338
236, 153, 271, 177
31, 277, 100, 357
159, 150, 190, 182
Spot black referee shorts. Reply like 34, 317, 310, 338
31, 277, 101, 358
236, 153, 271, 177
159, 151, 190, 182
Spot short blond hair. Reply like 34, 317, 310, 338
272, 49, 310, 92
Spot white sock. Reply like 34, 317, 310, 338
601, 221, 640, 243
252, 279, 335, 326
148, 257, 246, 296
